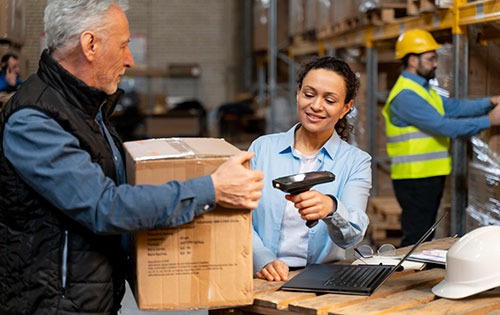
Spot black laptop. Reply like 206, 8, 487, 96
280, 212, 447, 296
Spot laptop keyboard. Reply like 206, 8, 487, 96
322, 265, 390, 288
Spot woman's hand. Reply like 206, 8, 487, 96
286, 190, 335, 222
256, 260, 289, 282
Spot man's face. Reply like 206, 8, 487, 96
93, 4, 134, 94
6, 57, 20, 75
416, 51, 438, 80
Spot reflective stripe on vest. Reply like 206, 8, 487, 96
382, 75, 451, 179
387, 130, 433, 144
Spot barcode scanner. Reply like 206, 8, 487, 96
272, 171, 335, 228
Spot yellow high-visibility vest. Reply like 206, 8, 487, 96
382, 75, 451, 179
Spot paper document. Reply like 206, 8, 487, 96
408, 249, 447, 265
352, 256, 425, 271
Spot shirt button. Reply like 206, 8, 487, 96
204, 204, 209, 210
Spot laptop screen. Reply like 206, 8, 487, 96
391, 211, 447, 272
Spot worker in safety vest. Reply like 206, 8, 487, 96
383, 29, 500, 247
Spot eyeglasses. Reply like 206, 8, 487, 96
354, 244, 397, 259
419, 55, 438, 64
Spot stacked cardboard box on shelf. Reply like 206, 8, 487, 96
253, 0, 289, 50
288, 0, 305, 39
291, 1, 362, 41
124, 138, 253, 311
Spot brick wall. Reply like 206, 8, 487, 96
21, 0, 241, 111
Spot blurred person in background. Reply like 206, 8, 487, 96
0, 52, 22, 93
384, 29, 500, 247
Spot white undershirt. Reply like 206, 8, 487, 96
276, 149, 320, 267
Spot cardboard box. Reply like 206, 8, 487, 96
253, 0, 289, 51
289, 0, 305, 37
124, 138, 253, 310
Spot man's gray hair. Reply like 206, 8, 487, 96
44, 0, 129, 53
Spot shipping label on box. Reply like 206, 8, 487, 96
124, 138, 253, 310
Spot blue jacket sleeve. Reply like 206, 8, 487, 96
3, 109, 216, 234
390, 89, 491, 138
442, 96, 491, 118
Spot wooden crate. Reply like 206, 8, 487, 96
316, 23, 334, 40
368, 197, 402, 246
407, 0, 453, 15
331, 16, 364, 35
362, 1, 408, 25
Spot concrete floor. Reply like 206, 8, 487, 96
120, 282, 207, 315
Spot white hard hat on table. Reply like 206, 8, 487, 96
432, 225, 500, 299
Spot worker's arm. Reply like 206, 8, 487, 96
3, 108, 216, 234
390, 89, 490, 138
442, 96, 491, 118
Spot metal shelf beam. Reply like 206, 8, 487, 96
459, 0, 500, 26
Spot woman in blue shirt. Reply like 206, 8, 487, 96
250, 56, 372, 281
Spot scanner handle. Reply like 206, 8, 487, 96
288, 186, 318, 228
273, 171, 335, 229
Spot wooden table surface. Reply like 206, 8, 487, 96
210, 237, 500, 315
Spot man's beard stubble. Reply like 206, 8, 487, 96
417, 68, 436, 81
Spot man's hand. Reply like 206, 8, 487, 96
256, 260, 289, 282
5, 67, 17, 87
491, 96, 500, 107
489, 104, 500, 126
211, 151, 264, 210
285, 190, 335, 222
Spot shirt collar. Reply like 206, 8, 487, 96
278, 123, 340, 160
402, 70, 429, 88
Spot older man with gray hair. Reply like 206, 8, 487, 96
0, 1, 263, 314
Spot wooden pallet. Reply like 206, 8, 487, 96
317, 24, 335, 40
369, 196, 402, 225
291, 29, 317, 45
332, 16, 364, 35
211, 238, 500, 315
407, 0, 453, 15
364, 6, 408, 25
368, 197, 403, 246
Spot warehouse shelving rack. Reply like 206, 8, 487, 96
263, 0, 500, 236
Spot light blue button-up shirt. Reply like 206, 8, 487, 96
249, 124, 372, 273
389, 71, 492, 138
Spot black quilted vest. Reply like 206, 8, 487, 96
0, 50, 127, 315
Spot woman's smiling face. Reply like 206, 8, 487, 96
296, 68, 353, 137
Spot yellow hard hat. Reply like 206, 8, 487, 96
395, 29, 442, 59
